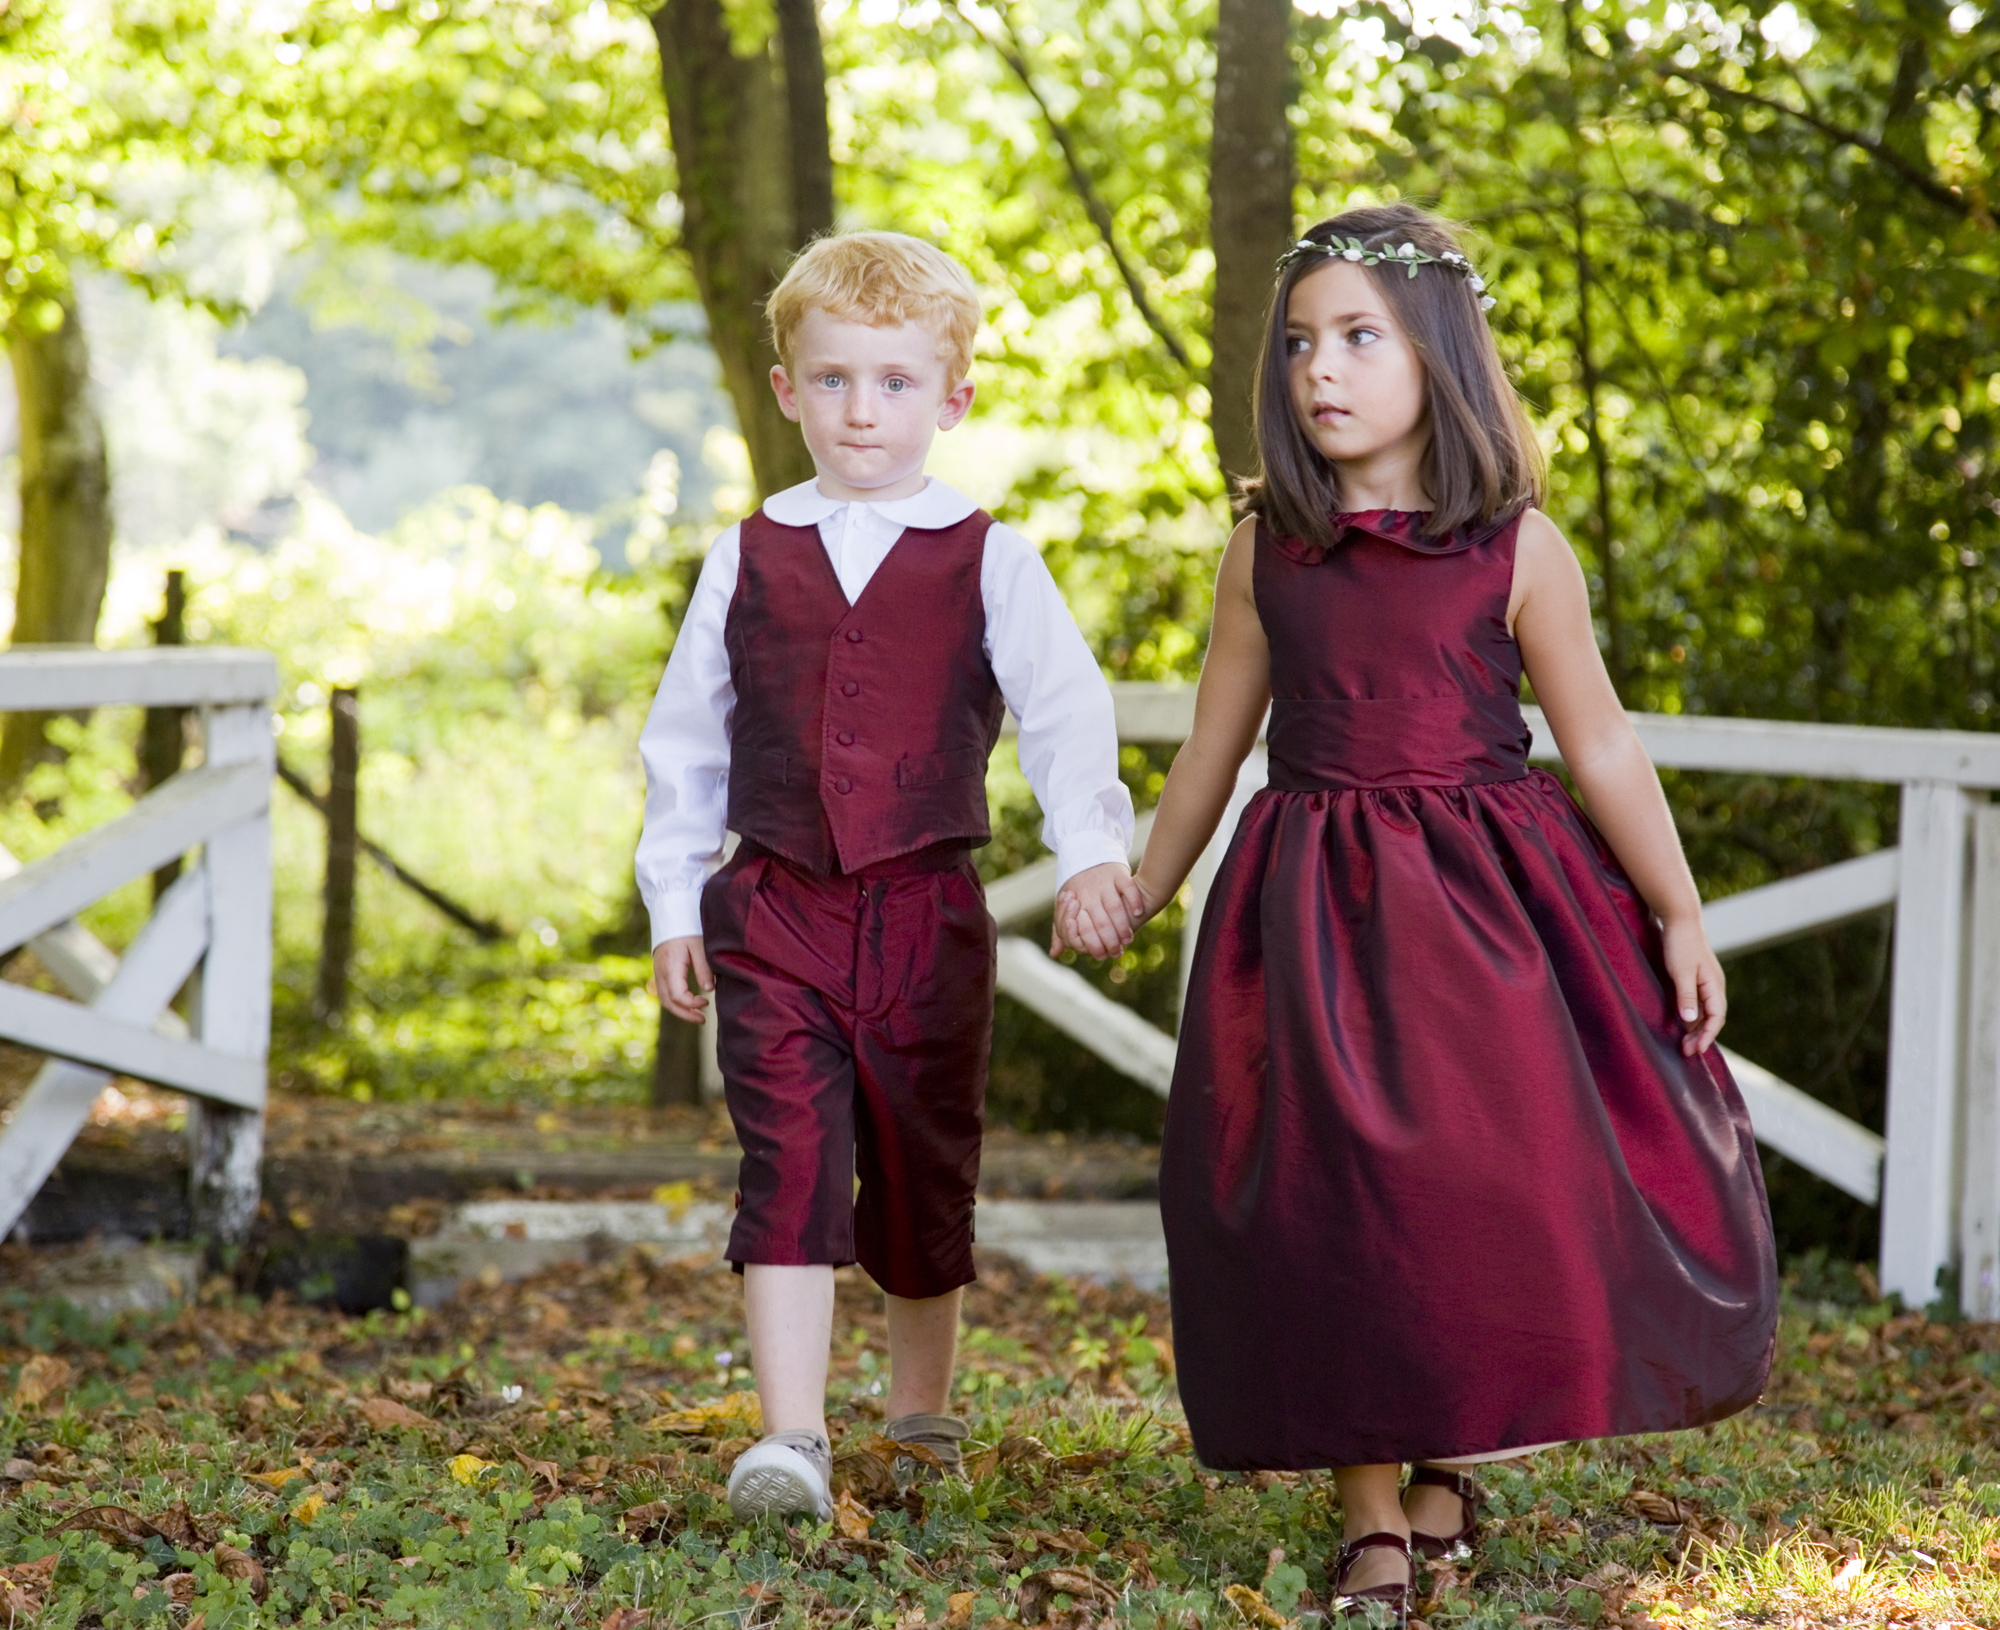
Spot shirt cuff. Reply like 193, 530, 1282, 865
1052, 831, 1133, 890
648, 889, 706, 948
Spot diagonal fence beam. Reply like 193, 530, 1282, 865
0, 760, 266, 955
0, 981, 262, 1110
993, 935, 1177, 1097
0, 867, 211, 1239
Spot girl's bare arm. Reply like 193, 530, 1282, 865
1509, 509, 1723, 1053
1128, 517, 1273, 915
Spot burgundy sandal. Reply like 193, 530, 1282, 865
1405, 1465, 1483, 1561
1331, 1530, 1413, 1626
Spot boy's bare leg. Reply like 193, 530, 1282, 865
744, 1264, 835, 1439
885, 1287, 962, 1418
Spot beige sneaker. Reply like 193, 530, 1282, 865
726, 1429, 833, 1520
884, 1412, 969, 1488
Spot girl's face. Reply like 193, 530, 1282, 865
1284, 261, 1429, 476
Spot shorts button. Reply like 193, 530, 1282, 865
846, 629, 864, 643
841, 681, 860, 697
836, 730, 855, 746
834, 777, 853, 794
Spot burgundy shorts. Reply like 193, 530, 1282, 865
700, 841, 996, 1300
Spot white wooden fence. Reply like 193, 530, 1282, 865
0, 649, 275, 1245
988, 683, 2000, 1318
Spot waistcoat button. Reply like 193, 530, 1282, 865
841, 681, 860, 697
846, 629, 864, 643
836, 730, 855, 746
834, 776, 853, 794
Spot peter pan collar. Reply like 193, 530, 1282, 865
1265, 508, 1511, 565
762, 477, 981, 530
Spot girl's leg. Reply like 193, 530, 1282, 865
884, 1287, 963, 1418
1404, 1445, 1554, 1538
1332, 1464, 1413, 1595
744, 1263, 836, 1439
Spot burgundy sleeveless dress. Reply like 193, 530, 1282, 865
1160, 510, 1778, 1470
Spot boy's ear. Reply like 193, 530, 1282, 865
770, 364, 802, 422
937, 378, 975, 432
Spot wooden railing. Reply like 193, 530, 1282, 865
988, 683, 2000, 1316
0, 648, 275, 1245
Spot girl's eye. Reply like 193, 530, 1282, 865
1284, 334, 1311, 356
1347, 328, 1381, 347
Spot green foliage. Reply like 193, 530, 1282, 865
2, 1263, 1999, 1626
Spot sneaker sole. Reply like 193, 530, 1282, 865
728, 1462, 829, 1521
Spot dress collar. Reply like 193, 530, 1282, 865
761, 477, 980, 530
1264, 508, 1507, 565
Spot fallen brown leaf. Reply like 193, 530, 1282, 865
358, 1396, 433, 1432
213, 1543, 270, 1602
600, 1611, 654, 1630
1017, 1565, 1117, 1621
50, 1504, 170, 1548
832, 1489, 873, 1541
1623, 1490, 1688, 1526
11, 1353, 74, 1409
618, 1499, 675, 1538
1222, 1583, 1288, 1628
832, 1435, 901, 1501
944, 1590, 976, 1629
0, 1554, 57, 1621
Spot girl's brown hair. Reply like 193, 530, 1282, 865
1241, 203, 1543, 543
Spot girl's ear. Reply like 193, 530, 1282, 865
937, 378, 976, 431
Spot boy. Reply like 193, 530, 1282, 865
636, 231, 1137, 1521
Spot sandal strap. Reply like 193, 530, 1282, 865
1333, 1529, 1412, 1583
1408, 1465, 1482, 1502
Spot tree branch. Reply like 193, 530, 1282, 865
276, 757, 506, 943
950, 1, 1196, 373
1667, 68, 1975, 221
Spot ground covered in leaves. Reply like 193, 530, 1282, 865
2, 1249, 1997, 1629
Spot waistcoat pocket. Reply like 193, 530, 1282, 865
896, 746, 987, 788
743, 749, 792, 784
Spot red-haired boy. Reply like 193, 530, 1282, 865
637, 231, 1137, 1521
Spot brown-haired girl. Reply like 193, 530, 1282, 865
1062, 203, 1778, 1622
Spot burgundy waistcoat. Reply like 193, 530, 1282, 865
723, 507, 1005, 874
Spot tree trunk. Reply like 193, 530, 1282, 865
141, 569, 189, 900
1209, 0, 1295, 494
650, 0, 834, 499
2, 293, 113, 790
652, 1008, 705, 1106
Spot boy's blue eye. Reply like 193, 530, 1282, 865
884, 377, 908, 392
819, 372, 844, 388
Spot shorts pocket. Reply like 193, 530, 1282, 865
895, 746, 986, 788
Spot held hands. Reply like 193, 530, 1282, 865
1050, 863, 1158, 961
650, 935, 715, 1024
1661, 914, 1726, 1056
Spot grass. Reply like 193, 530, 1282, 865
2, 1253, 1997, 1628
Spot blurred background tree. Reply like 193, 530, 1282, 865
2, 0, 1996, 1259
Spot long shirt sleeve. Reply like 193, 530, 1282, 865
634, 479, 1133, 948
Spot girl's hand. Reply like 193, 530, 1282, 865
1118, 872, 1161, 930
1660, 915, 1726, 1055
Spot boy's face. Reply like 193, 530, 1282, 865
770, 310, 974, 503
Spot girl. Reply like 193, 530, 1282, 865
1065, 203, 1778, 1622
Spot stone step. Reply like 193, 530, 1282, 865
407, 1197, 1167, 1305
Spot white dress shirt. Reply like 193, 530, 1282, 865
636, 478, 1134, 945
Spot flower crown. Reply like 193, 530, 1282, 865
1276, 235, 1497, 310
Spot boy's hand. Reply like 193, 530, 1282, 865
1049, 862, 1138, 961
650, 935, 715, 1024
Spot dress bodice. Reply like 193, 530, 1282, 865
1253, 509, 1531, 791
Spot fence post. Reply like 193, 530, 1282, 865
1960, 800, 2000, 1321
652, 1009, 703, 1106
186, 699, 274, 1246
140, 569, 187, 900
1880, 779, 1972, 1307
315, 687, 359, 1021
